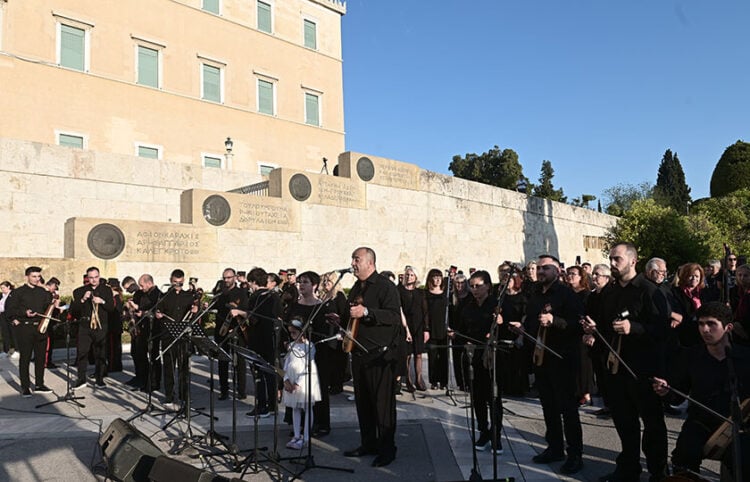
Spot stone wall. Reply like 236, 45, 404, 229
0, 139, 616, 291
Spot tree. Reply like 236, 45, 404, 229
691, 188, 750, 256
710, 140, 750, 197
570, 194, 597, 208
602, 182, 654, 217
606, 199, 722, 270
654, 149, 692, 213
532, 160, 566, 202
449, 145, 525, 190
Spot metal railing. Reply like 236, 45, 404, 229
228, 181, 269, 196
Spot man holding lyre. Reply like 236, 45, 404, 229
329, 247, 401, 467
5, 266, 53, 397
71, 266, 114, 390
582, 242, 670, 482
652, 301, 750, 480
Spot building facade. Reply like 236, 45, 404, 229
0, 0, 346, 175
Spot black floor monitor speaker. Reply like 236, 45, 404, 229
148, 455, 234, 482
99, 417, 163, 482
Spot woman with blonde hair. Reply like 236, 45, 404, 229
399, 266, 428, 391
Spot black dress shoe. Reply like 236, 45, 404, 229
312, 427, 330, 438
343, 446, 377, 457
532, 448, 565, 464
372, 453, 396, 467
218, 392, 229, 401
560, 455, 583, 474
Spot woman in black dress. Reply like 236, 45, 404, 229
425, 269, 448, 390
399, 266, 427, 392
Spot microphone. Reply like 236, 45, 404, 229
335, 267, 353, 274
317, 333, 343, 344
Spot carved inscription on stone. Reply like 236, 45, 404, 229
318, 177, 360, 206
134, 231, 202, 257
378, 163, 418, 190
238, 201, 292, 230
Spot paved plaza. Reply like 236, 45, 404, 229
0, 348, 722, 481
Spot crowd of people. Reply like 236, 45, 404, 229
1, 244, 750, 478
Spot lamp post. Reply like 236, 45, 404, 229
224, 137, 233, 170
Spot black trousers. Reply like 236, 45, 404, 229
471, 361, 503, 439
1, 312, 16, 353
313, 344, 336, 429
607, 372, 668, 478
76, 324, 107, 383
216, 332, 247, 397
14, 323, 46, 389
108, 324, 123, 372
428, 338, 449, 387
535, 359, 583, 457
352, 355, 398, 457
162, 337, 189, 402
133, 322, 162, 389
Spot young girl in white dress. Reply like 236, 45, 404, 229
283, 318, 322, 449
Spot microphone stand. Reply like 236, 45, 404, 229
37, 317, 85, 409
128, 288, 171, 422
443, 271, 458, 406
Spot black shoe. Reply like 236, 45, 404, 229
663, 404, 682, 416
218, 391, 229, 401
599, 471, 640, 482
87, 373, 96, 381
474, 430, 491, 451
560, 455, 583, 474
34, 384, 53, 394
532, 448, 565, 464
125, 377, 139, 387
344, 446, 378, 457
237, 393, 247, 400
21, 387, 32, 398
73, 380, 87, 391
593, 407, 611, 417
95, 380, 107, 389
46, 363, 58, 369
372, 452, 396, 467
246, 407, 270, 418
329, 385, 343, 395
312, 427, 330, 438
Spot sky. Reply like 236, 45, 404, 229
341, 1, 750, 205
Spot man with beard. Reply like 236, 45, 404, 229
330, 247, 401, 467
213, 268, 249, 401
243, 267, 281, 416
156, 269, 198, 408
126, 274, 162, 392
511, 255, 585, 475
71, 267, 115, 390
583, 242, 670, 482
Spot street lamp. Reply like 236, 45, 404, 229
224, 137, 233, 169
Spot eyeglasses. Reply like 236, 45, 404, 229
469, 283, 485, 289
592, 273, 608, 278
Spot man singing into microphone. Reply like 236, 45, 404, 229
328, 247, 401, 467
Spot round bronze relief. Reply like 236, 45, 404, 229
202, 195, 231, 226
87, 223, 125, 260
356, 156, 375, 182
289, 173, 312, 202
